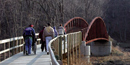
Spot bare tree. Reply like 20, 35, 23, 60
0, 0, 129, 44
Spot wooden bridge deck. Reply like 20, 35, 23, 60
0, 45, 51, 65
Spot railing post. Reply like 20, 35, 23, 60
78, 32, 82, 63
67, 35, 70, 65
59, 36, 62, 61
72, 34, 74, 64
19, 39, 22, 52
63, 36, 65, 54
74, 33, 77, 64
75, 34, 77, 64
8, 42, 10, 58
16, 40, 18, 53
70, 34, 72, 64
4, 43, 6, 60
37, 39, 40, 45
12, 41, 14, 55
22, 39, 24, 51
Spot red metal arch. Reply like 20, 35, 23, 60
84, 17, 109, 44
64, 17, 88, 33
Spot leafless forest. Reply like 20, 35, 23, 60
0, 0, 129, 44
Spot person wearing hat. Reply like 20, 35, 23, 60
23, 24, 35, 55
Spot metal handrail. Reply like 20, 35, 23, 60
48, 31, 82, 65
49, 36, 60, 65
0, 33, 40, 61
0, 33, 39, 44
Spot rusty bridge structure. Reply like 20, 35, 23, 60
64, 17, 109, 44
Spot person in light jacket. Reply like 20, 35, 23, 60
42, 23, 54, 55
58, 24, 65, 35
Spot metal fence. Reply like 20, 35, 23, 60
0, 33, 40, 61
0, 31, 82, 65
49, 31, 82, 65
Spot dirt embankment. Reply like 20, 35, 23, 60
63, 37, 130, 65
90, 37, 130, 65
90, 46, 130, 65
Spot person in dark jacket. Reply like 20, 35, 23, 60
39, 26, 46, 52
23, 24, 35, 55
53, 26, 58, 37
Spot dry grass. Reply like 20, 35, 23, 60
63, 46, 130, 65
62, 37, 130, 65
90, 46, 130, 65
62, 54, 92, 65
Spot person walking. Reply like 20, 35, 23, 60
53, 26, 58, 37
23, 24, 35, 55
43, 23, 54, 55
58, 24, 65, 35
39, 26, 46, 52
